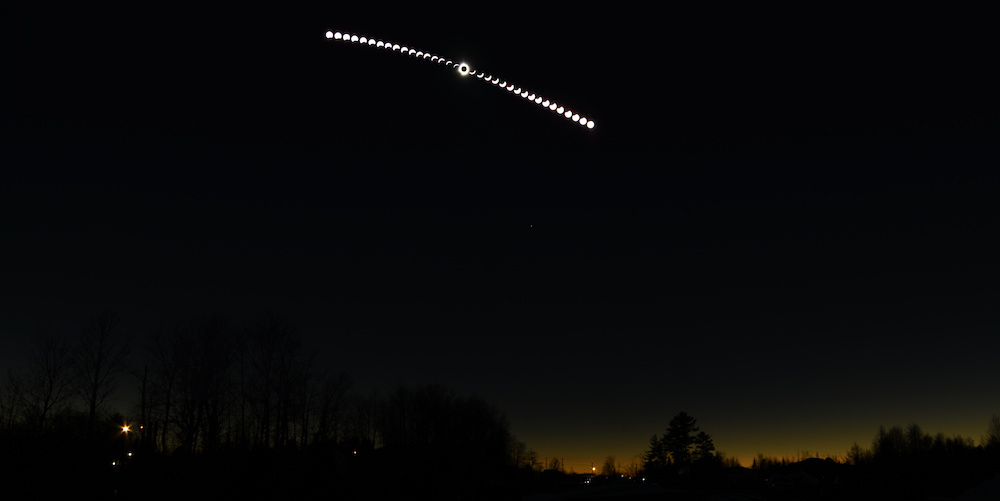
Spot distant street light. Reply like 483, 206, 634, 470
122, 424, 130, 453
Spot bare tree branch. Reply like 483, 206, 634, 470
75, 310, 131, 438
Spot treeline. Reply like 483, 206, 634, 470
0, 310, 534, 472
344, 383, 526, 469
627, 413, 1000, 500
637, 412, 1000, 483
736, 419, 999, 473
750, 451, 844, 470
845, 419, 1000, 471
0, 312, 131, 441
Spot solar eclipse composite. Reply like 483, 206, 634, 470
325, 30, 596, 130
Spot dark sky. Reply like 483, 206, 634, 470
4, 5, 996, 472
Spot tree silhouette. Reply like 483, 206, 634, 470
602, 455, 617, 476
142, 315, 185, 453
74, 311, 130, 439
983, 413, 1000, 450
312, 370, 353, 445
509, 439, 529, 468
245, 311, 302, 449
715, 451, 741, 468
693, 430, 715, 462
1, 368, 27, 433
24, 329, 77, 435
643, 433, 667, 471
905, 423, 930, 457
346, 388, 381, 450
662, 411, 700, 467
173, 312, 236, 454
871, 424, 906, 464
847, 441, 871, 466
525, 447, 540, 471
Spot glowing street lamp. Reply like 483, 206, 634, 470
122, 424, 131, 453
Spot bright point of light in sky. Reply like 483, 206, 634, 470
325, 29, 595, 130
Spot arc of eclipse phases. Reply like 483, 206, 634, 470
325, 30, 595, 130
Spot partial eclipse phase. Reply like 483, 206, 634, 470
325, 29, 595, 130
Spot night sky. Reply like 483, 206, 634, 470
4, 5, 996, 474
